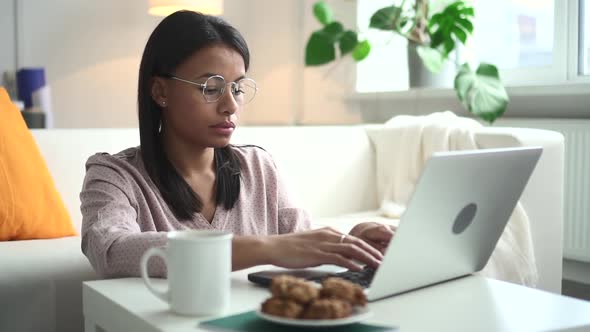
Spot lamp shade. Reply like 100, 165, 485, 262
148, 0, 223, 16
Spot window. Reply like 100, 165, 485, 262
467, 0, 554, 70
356, 0, 587, 92
356, 0, 409, 93
580, 0, 590, 75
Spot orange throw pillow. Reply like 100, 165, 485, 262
0, 87, 75, 240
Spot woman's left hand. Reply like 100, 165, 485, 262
349, 222, 397, 254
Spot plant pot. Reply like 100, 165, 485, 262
407, 42, 456, 89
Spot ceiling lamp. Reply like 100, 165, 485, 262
148, 0, 223, 16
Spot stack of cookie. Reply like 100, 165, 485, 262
261, 275, 367, 320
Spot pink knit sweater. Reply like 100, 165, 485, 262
80, 145, 311, 278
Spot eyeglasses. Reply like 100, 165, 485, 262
164, 74, 257, 105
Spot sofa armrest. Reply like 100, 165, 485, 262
475, 127, 565, 294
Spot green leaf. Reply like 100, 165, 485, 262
352, 40, 371, 61
305, 31, 336, 66
320, 21, 344, 43
339, 30, 358, 56
429, 0, 474, 55
429, 13, 443, 26
313, 1, 333, 25
443, 38, 455, 55
452, 26, 468, 44
454, 63, 509, 124
459, 7, 475, 16
455, 63, 472, 101
430, 30, 444, 48
456, 18, 474, 33
447, 1, 463, 10
369, 6, 402, 31
399, 17, 410, 30
446, 1, 473, 16
416, 45, 446, 73
444, 2, 461, 15
476, 63, 500, 78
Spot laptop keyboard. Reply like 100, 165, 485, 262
309, 267, 376, 288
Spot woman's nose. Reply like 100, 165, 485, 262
217, 86, 239, 115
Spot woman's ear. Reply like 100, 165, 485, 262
150, 77, 168, 107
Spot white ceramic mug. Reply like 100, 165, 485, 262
140, 230, 233, 316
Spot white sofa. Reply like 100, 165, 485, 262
0, 125, 564, 332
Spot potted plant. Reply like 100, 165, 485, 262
305, 0, 509, 124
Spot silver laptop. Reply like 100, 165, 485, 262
365, 146, 542, 301
248, 147, 542, 302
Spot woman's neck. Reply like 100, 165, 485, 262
161, 130, 215, 179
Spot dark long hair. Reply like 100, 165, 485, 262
138, 11, 249, 220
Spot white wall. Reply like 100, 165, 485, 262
223, 0, 303, 125
0, 0, 16, 96
301, 0, 361, 124
16, 0, 160, 128
2, 0, 361, 128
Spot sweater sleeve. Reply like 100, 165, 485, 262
80, 161, 167, 278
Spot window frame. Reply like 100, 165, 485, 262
568, 0, 590, 82
497, 0, 568, 86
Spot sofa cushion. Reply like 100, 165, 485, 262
0, 236, 97, 332
0, 88, 75, 240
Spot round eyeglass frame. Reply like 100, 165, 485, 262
164, 74, 258, 105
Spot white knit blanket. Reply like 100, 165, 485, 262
365, 111, 538, 287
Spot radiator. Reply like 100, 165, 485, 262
497, 118, 590, 262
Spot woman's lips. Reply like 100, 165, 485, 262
210, 121, 235, 129
210, 121, 235, 135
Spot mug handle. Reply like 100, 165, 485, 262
140, 247, 170, 303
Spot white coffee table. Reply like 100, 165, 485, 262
83, 266, 590, 332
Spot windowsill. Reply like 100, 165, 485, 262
350, 82, 590, 100
347, 82, 590, 121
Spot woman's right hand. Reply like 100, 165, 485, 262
264, 227, 383, 271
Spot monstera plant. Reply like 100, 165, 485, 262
305, 0, 509, 124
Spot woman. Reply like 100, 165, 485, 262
80, 10, 395, 278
